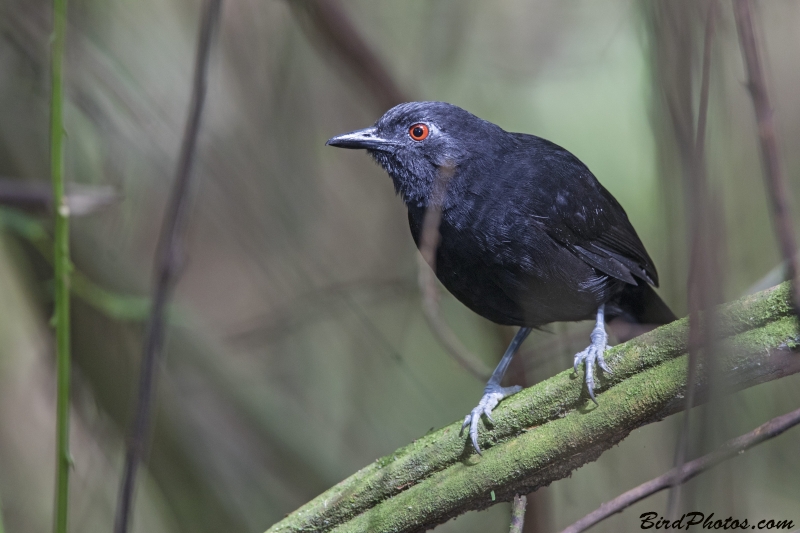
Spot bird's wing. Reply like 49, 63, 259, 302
505, 135, 659, 287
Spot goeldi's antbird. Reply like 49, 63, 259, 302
327, 101, 675, 454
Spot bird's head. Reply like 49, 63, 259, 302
326, 101, 506, 207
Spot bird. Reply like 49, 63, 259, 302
326, 101, 676, 454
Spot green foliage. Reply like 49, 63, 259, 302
0, 208, 152, 321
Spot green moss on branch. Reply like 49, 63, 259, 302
267, 283, 798, 533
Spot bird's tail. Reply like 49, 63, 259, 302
607, 281, 677, 342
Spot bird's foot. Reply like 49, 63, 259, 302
460, 384, 522, 455
573, 325, 612, 404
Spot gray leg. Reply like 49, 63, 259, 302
573, 304, 612, 403
460, 327, 532, 455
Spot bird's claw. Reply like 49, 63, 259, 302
573, 327, 612, 403
460, 384, 522, 455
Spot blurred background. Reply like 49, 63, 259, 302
1, 0, 799, 532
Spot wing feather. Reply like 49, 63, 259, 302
505, 134, 659, 287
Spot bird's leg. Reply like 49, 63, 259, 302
460, 326, 532, 454
573, 303, 612, 404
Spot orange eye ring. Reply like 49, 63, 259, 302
409, 123, 429, 141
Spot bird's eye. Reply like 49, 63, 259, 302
409, 123, 429, 141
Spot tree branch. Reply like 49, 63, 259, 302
509, 494, 527, 533
733, 0, 800, 313
113, 1, 222, 532
287, 0, 408, 111
560, 404, 800, 533
0, 179, 118, 215
668, 0, 721, 515
265, 282, 800, 533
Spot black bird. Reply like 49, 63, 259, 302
327, 101, 675, 454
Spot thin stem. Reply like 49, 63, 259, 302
49, 0, 71, 530
113, 1, 222, 532
560, 406, 800, 533
733, 0, 800, 313
417, 165, 492, 381
667, 0, 718, 516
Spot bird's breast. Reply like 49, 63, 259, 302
407, 204, 610, 326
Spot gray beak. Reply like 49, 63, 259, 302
326, 127, 396, 151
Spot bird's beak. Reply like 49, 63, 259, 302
326, 127, 396, 151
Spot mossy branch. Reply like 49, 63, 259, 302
266, 283, 800, 533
